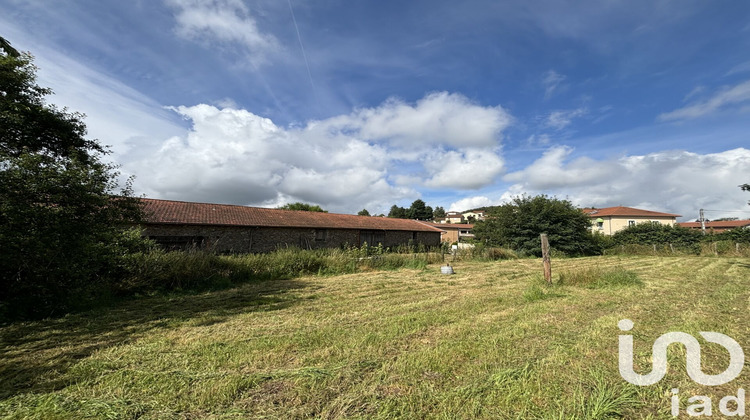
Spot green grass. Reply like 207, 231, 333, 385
558, 266, 643, 289
2, 256, 749, 418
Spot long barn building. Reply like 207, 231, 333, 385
140, 198, 442, 253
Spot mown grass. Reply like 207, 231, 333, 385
1, 256, 749, 418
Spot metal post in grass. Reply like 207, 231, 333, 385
540, 233, 552, 285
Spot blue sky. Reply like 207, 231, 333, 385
3, 0, 750, 220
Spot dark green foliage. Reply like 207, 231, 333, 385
0, 36, 19, 57
742, 183, 750, 205
0, 47, 144, 319
407, 199, 433, 220
710, 227, 750, 243
472, 195, 600, 256
357, 208, 370, 216
610, 223, 702, 247
433, 206, 446, 219
277, 202, 327, 212
388, 204, 407, 218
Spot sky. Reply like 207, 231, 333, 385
2, 0, 750, 221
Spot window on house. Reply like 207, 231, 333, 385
315, 229, 327, 241
628, 220, 636, 226
597, 222, 604, 230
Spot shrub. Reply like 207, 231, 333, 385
610, 223, 702, 247
473, 195, 601, 257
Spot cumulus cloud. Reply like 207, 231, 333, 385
341, 92, 512, 149
448, 196, 496, 212
127, 92, 510, 213
423, 148, 504, 189
501, 146, 750, 220
166, 0, 279, 63
658, 79, 750, 121
503, 146, 613, 189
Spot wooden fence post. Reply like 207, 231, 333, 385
540, 233, 552, 285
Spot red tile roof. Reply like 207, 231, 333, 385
141, 198, 442, 232
678, 220, 750, 229
582, 206, 681, 218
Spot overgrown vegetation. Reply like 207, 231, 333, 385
605, 222, 750, 257
0, 41, 144, 319
558, 267, 643, 289
117, 244, 445, 296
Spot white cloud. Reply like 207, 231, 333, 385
0, 19, 186, 167
658, 79, 750, 121
344, 92, 512, 149
448, 196, 496, 212
501, 146, 750, 220
166, 0, 279, 64
127, 92, 511, 213
524, 134, 552, 148
725, 60, 750, 76
545, 108, 587, 130
423, 148, 504, 189
542, 70, 566, 99
503, 146, 613, 189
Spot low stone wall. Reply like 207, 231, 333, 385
141, 224, 440, 253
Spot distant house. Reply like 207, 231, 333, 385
678, 220, 750, 233
140, 198, 442, 253
582, 206, 681, 235
438, 211, 465, 224
462, 210, 486, 222
421, 222, 474, 244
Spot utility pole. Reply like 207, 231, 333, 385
699, 208, 706, 235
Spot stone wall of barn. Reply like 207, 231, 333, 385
141, 224, 440, 253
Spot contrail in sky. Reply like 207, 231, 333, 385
287, 0, 317, 104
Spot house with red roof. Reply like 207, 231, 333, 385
140, 198, 442, 253
678, 219, 750, 233
582, 206, 681, 235
420, 222, 475, 244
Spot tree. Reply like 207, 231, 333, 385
433, 206, 446, 219
742, 184, 750, 205
472, 195, 598, 256
278, 202, 327, 212
357, 208, 370, 216
1, 44, 143, 317
0, 36, 19, 57
407, 199, 433, 220
388, 205, 407, 219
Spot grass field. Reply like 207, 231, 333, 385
1, 256, 749, 419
